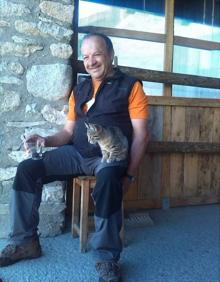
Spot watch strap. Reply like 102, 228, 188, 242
125, 174, 135, 182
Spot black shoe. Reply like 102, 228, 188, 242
0, 239, 42, 267
96, 261, 122, 282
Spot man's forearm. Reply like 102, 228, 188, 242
44, 120, 75, 147
127, 134, 148, 176
45, 129, 72, 147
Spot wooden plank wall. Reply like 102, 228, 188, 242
124, 103, 220, 210
73, 0, 220, 211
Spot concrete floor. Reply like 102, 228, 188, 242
0, 204, 219, 282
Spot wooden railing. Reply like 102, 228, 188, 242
76, 61, 220, 90
147, 141, 220, 154
78, 26, 220, 51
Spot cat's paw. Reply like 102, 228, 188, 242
101, 157, 109, 163
106, 158, 115, 163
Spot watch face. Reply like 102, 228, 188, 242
126, 174, 135, 182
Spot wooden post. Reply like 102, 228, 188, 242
70, 0, 79, 86
161, 0, 175, 207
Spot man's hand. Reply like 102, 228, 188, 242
24, 134, 46, 148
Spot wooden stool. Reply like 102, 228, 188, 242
71, 176, 124, 253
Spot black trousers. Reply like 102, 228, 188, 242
10, 145, 127, 262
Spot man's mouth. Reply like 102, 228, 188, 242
89, 66, 100, 72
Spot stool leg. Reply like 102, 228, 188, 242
71, 179, 81, 237
80, 179, 90, 253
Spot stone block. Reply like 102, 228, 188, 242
41, 104, 66, 125
37, 21, 73, 41
42, 181, 65, 203
26, 64, 72, 101
0, 208, 65, 238
39, 1, 74, 24
1, 0, 30, 17
0, 167, 17, 182
0, 42, 43, 57
38, 213, 65, 237
15, 20, 41, 37
0, 215, 10, 238
0, 89, 21, 113
0, 180, 13, 203
50, 43, 73, 59
39, 202, 66, 215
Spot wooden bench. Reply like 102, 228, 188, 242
71, 176, 124, 252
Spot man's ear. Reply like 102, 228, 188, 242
113, 55, 118, 67
111, 51, 115, 63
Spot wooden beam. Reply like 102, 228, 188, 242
147, 141, 220, 154
148, 96, 220, 107
174, 36, 220, 51
76, 61, 220, 89
78, 26, 220, 51
78, 26, 165, 43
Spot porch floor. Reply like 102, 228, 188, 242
0, 204, 219, 282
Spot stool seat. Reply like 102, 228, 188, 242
71, 176, 124, 253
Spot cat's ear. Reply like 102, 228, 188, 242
89, 123, 97, 130
95, 124, 102, 133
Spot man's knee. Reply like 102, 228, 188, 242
96, 166, 126, 182
93, 166, 126, 218
16, 159, 45, 177
13, 159, 45, 192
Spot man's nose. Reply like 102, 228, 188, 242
87, 56, 97, 67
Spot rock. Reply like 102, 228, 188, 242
7, 62, 25, 75
0, 20, 10, 27
39, 1, 74, 24
0, 42, 43, 57
0, 167, 17, 181
8, 151, 27, 163
7, 121, 47, 127
0, 212, 65, 238
42, 182, 65, 202
38, 213, 65, 237
26, 64, 72, 101
0, 181, 13, 203
0, 0, 30, 17
0, 215, 10, 238
39, 202, 66, 215
38, 21, 73, 41
15, 20, 41, 37
0, 89, 21, 113
12, 36, 39, 45
50, 43, 73, 59
0, 76, 23, 85
41, 104, 66, 125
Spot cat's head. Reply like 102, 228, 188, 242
85, 122, 103, 144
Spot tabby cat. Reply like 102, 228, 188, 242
85, 122, 128, 163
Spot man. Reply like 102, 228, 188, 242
0, 33, 148, 282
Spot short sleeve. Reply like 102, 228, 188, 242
128, 81, 149, 119
67, 91, 77, 121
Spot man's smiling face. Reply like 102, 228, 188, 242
81, 35, 114, 81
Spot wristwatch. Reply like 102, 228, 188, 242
125, 173, 136, 182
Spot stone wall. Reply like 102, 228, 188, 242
0, 0, 74, 237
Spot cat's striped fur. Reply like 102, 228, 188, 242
85, 122, 128, 163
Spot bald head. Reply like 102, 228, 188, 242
81, 33, 115, 81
